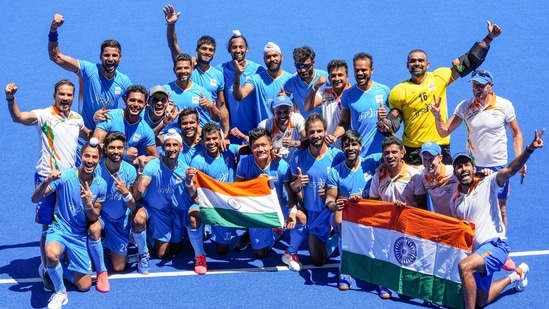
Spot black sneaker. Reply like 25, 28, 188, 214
234, 231, 251, 251
39, 264, 54, 292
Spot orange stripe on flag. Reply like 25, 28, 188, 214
195, 171, 271, 197
342, 199, 475, 251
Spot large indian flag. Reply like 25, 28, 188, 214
195, 171, 285, 228
341, 199, 475, 309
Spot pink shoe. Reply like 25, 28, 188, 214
503, 256, 516, 271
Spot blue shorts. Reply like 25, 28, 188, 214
142, 206, 183, 245
249, 228, 276, 250
46, 222, 92, 275
476, 166, 509, 199
34, 173, 56, 225
474, 238, 510, 291
306, 209, 333, 243
210, 226, 237, 245
100, 213, 131, 256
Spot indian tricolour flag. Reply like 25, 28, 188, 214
195, 171, 285, 228
342, 199, 475, 309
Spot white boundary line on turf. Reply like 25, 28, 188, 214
2, 249, 549, 285
0, 263, 340, 285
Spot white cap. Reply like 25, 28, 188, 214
163, 128, 182, 145
264, 42, 281, 54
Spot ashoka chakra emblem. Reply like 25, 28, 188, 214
393, 237, 417, 266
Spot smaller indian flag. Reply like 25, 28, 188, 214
196, 171, 285, 228
342, 199, 475, 309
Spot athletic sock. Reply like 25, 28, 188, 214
288, 224, 306, 254
61, 262, 74, 284
326, 232, 339, 258
132, 230, 149, 255
338, 237, 343, 273
508, 271, 520, 283
188, 226, 206, 257
88, 238, 107, 273
47, 262, 66, 293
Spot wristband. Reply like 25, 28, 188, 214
123, 192, 133, 202
6, 97, 14, 102
289, 207, 297, 215
84, 205, 93, 211
48, 31, 58, 43
525, 147, 534, 154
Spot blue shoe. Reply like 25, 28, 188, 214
138, 253, 150, 275
338, 274, 352, 291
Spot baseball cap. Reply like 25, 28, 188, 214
272, 95, 293, 109
452, 152, 473, 167
420, 142, 442, 156
470, 70, 494, 85
163, 128, 182, 145
149, 85, 169, 97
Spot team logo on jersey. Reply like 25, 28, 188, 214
428, 83, 435, 91
115, 86, 122, 95
375, 95, 384, 106
132, 134, 142, 143
394, 237, 418, 266
192, 96, 200, 105
210, 79, 217, 87
363, 171, 372, 182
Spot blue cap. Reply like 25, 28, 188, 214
272, 95, 293, 109
420, 142, 441, 156
452, 152, 473, 166
470, 70, 494, 85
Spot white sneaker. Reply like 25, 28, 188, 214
515, 263, 529, 292
282, 251, 302, 272
48, 292, 68, 309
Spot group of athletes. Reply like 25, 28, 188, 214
6, 4, 545, 309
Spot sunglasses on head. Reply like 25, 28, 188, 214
472, 70, 491, 79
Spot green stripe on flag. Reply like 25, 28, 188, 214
342, 251, 464, 309
200, 207, 282, 228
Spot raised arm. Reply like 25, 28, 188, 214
5, 83, 38, 125
431, 95, 462, 138
164, 4, 183, 60
303, 76, 326, 111
232, 60, 255, 101
451, 20, 502, 80
48, 14, 80, 73
497, 129, 544, 186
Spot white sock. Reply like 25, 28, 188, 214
508, 271, 520, 283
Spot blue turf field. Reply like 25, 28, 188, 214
1, 1, 548, 308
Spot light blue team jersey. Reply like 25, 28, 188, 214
77, 60, 132, 130
48, 168, 107, 236
181, 142, 205, 166
96, 108, 156, 157
236, 156, 291, 206
139, 157, 189, 211
290, 147, 345, 212
284, 69, 329, 118
164, 81, 213, 127
246, 70, 292, 122
326, 153, 382, 199
217, 60, 264, 140
341, 82, 390, 156
191, 66, 225, 103
190, 144, 239, 183
98, 160, 137, 221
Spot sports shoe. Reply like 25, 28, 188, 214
39, 263, 54, 292
95, 271, 110, 293
515, 262, 529, 292
281, 250, 302, 272
47, 292, 68, 309
503, 256, 516, 271
338, 274, 353, 291
194, 255, 207, 275
138, 253, 150, 275
378, 285, 392, 299
234, 231, 251, 251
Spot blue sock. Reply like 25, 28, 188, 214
88, 238, 107, 273
61, 262, 74, 284
47, 262, 66, 293
288, 224, 306, 254
188, 226, 206, 257
132, 230, 149, 255
338, 237, 343, 273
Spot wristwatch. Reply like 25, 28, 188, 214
293, 141, 298, 148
